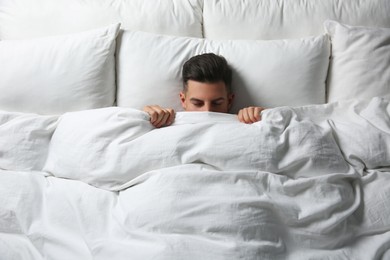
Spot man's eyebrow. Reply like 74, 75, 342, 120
189, 97, 226, 103
190, 98, 203, 102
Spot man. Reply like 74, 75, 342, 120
143, 53, 265, 128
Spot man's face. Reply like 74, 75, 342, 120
180, 80, 234, 113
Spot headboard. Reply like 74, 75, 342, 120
0, 0, 203, 39
0, 0, 389, 114
202, 0, 390, 39
1, 0, 389, 40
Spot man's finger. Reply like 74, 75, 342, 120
155, 111, 170, 128
242, 108, 252, 124
166, 109, 175, 125
237, 109, 244, 122
144, 105, 160, 123
254, 107, 262, 121
248, 107, 257, 123
149, 106, 165, 125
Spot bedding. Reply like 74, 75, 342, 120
325, 20, 390, 102
1, 0, 390, 259
116, 31, 330, 113
1, 98, 390, 259
0, 24, 119, 115
0, 111, 57, 172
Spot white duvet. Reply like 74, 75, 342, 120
1, 98, 390, 260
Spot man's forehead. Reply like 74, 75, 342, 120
186, 80, 227, 93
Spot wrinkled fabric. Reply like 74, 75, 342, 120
1, 98, 390, 259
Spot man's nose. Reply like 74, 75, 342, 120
201, 103, 212, 112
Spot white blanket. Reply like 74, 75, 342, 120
1, 98, 390, 259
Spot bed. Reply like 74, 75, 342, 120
0, 0, 390, 259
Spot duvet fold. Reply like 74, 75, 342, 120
1, 98, 390, 259
38, 97, 390, 190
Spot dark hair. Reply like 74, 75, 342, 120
182, 53, 232, 93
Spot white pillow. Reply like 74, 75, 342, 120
325, 20, 390, 102
0, 24, 120, 115
116, 31, 330, 113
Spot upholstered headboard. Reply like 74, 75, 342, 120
202, 0, 390, 39
0, 0, 203, 39
1, 0, 389, 40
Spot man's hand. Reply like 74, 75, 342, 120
238, 106, 265, 124
143, 105, 175, 128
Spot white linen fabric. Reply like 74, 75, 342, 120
43, 98, 390, 190
0, 24, 120, 115
0, 0, 203, 39
116, 31, 330, 113
325, 20, 390, 102
1, 98, 390, 259
0, 111, 58, 171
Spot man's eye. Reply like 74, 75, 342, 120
192, 102, 203, 107
212, 102, 223, 106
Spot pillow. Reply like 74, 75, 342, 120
0, 23, 120, 115
116, 31, 330, 113
325, 20, 390, 102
